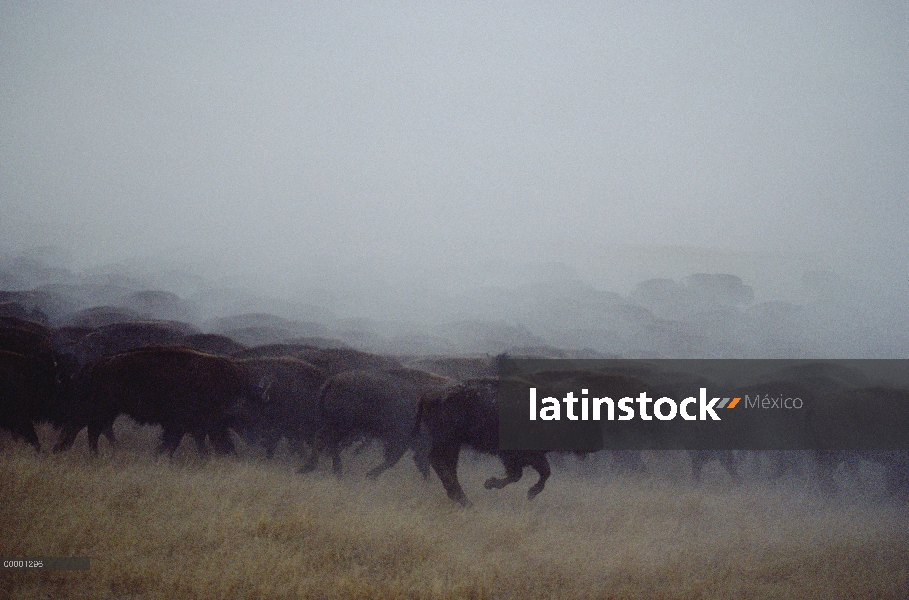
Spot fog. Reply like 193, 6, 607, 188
1, 3, 907, 356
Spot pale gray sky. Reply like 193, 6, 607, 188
2, 2, 907, 299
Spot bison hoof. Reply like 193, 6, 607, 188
483, 477, 510, 490
297, 464, 316, 474
527, 487, 542, 501
452, 496, 472, 508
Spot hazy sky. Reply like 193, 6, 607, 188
2, 2, 907, 296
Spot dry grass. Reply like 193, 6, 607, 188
1, 423, 907, 599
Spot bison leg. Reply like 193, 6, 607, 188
53, 423, 83, 453
189, 431, 209, 456
882, 452, 909, 498
761, 451, 804, 480
429, 442, 469, 507
813, 450, 841, 494
261, 433, 280, 459
411, 432, 432, 480
158, 425, 186, 456
9, 422, 41, 451
102, 425, 117, 448
365, 441, 409, 480
412, 448, 431, 480
329, 446, 343, 476
719, 451, 743, 484
351, 438, 371, 456
298, 444, 320, 474
612, 450, 646, 474
690, 450, 708, 484
484, 451, 528, 491
690, 451, 742, 484
525, 452, 551, 501
298, 430, 336, 474
208, 428, 236, 455
484, 465, 522, 490
86, 420, 111, 454
287, 436, 309, 460
485, 452, 550, 500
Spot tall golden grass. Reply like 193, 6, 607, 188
1, 421, 907, 599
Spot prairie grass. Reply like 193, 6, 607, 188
0, 422, 907, 599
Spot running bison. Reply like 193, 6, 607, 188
810, 386, 909, 498
235, 344, 402, 376
404, 355, 497, 382
415, 377, 551, 507
71, 320, 199, 367
54, 347, 256, 456
299, 367, 453, 479
236, 356, 327, 458
0, 350, 64, 450
0, 320, 58, 364
0, 318, 83, 451
180, 333, 247, 356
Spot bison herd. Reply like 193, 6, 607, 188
1, 303, 907, 507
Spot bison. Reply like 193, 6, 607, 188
60, 305, 143, 328
0, 301, 48, 324
299, 367, 452, 479
71, 320, 199, 366
236, 356, 327, 458
0, 322, 58, 365
181, 333, 247, 356
404, 355, 497, 382
297, 347, 404, 376
415, 377, 551, 507
809, 386, 909, 499
689, 450, 743, 484
118, 290, 196, 322
0, 350, 62, 450
521, 368, 669, 480
54, 347, 256, 456
0, 316, 53, 337
234, 344, 402, 376
51, 325, 96, 354
0, 320, 88, 451
232, 342, 333, 360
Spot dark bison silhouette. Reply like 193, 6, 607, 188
0, 316, 53, 338
0, 321, 58, 365
236, 356, 327, 458
809, 386, 909, 498
71, 320, 199, 366
60, 305, 143, 329
232, 342, 331, 360
180, 333, 247, 356
51, 325, 96, 354
299, 367, 452, 479
0, 349, 63, 450
54, 347, 256, 455
404, 355, 496, 382
415, 377, 551, 507
0, 301, 46, 323
0, 318, 83, 451
234, 344, 402, 377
